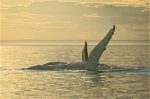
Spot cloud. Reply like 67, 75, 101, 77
83, 13, 102, 18
1, 0, 149, 41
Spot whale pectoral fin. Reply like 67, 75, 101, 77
86, 25, 116, 71
82, 41, 88, 61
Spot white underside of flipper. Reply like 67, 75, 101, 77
86, 26, 115, 71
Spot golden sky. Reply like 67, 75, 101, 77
1, 0, 149, 41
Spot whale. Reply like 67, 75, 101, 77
26, 25, 116, 71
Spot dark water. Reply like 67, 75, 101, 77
0, 45, 149, 99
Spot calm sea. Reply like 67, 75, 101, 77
0, 45, 149, 99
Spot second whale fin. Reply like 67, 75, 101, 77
82, 41, 88, 61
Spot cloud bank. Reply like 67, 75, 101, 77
1, 0, 149, 41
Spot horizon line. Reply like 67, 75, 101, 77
1, 41, 149, 46
0, 40, 149, 42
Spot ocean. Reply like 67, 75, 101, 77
0, 45, 149, 99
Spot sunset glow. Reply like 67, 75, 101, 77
1, 0, 149, 41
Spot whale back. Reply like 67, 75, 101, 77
66, 62, 87, 70
86, 26, 116, 71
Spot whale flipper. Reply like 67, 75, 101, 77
86, 25, 116, 71
82, 41, 88, 61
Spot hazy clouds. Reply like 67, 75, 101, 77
1, 0, 149, 41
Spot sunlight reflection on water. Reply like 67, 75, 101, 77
0, 45, 149, 99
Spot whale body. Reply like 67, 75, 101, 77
27, 62, 112, 71
26, 26, 116, 71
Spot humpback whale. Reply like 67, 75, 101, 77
26, 25, 116, 71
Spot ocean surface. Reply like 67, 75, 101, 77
0, 45, 149, 99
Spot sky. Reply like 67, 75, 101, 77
1, 0, 149, 41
